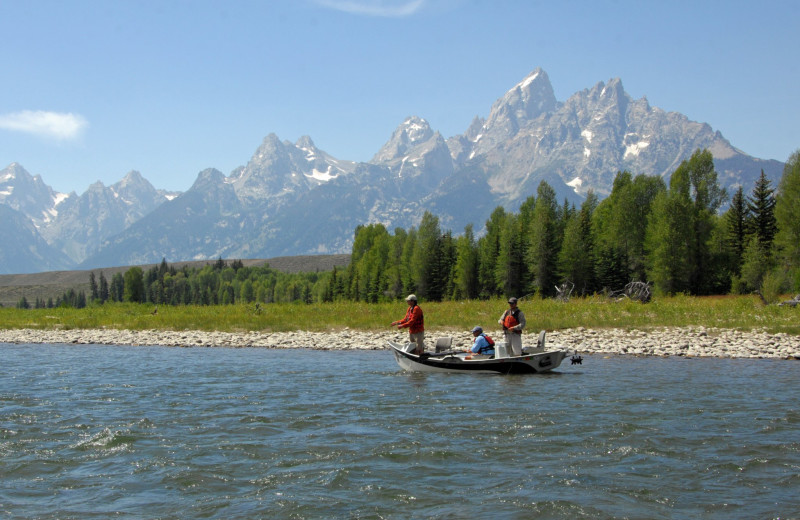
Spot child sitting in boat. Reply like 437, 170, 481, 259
465, 326, 495, 359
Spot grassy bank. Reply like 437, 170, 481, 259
1, 295, 798, 335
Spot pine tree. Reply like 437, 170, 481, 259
410, 212, 443, 300
477, 207, 506, 297
452, 224, 478, 299
525, 181, 559, 297
725, 186, 749, 274
746, 170, 777, 257
110, 273, 124, 302
558, 191, 598, 294
740, 235, 770, 292
89, 272, 98, 301
99, 272, 109, 303
495, 213, 525, 297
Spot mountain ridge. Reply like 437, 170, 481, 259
0, 68, 787, 274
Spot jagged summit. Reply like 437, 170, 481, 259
371, 116, 435, 163
1, 67, 786, 272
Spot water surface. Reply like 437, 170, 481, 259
2, 344, 798, 519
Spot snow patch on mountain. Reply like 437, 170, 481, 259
305, 166, 339, 182
624, 139, 650, 158
567, 177, 583, 194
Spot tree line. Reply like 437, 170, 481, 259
338, 148, 800, 302
13, 148, 799, 310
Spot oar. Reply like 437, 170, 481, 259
420, 349, 463, 358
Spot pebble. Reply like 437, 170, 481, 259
0, 327, 798, 359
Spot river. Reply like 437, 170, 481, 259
2, 343, 798, 519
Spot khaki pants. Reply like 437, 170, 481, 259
409, 331, 425, 354
504, 332, 522, 356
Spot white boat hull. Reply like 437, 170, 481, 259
387, 340, 568, 374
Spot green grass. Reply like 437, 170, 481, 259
2, 295, 799, 335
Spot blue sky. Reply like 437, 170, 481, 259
2, 0, 798, 194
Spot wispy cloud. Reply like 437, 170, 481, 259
0, 110, 88, 140
314, 0, 425, 17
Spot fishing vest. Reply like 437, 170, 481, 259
402, 304, 424, 333
476, 333, 495, 354
502, 308, 520, 330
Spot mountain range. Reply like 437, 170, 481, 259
0, 68, 785, 274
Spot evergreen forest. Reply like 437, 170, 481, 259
18, 148, 800, 309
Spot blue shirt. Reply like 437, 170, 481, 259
470, 334, 495, 355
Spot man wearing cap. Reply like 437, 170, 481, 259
498, 297, 526, 356
465, 326, 495, 359
391, 294, 425, 355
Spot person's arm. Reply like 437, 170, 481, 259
515, 310, 526, 331
498, 309, 507, 327
394, 308, 411, 328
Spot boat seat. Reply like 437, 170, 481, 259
522, 331, 548, 355
434, 336, 453, 352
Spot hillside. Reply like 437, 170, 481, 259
0, 254, 351, 307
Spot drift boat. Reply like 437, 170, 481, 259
387, 332, 574, 374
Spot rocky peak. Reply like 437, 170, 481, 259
190, 168, 227, 191
469, 68, 559, 155
371, 116, 435, 163
1, 162, 26, 181
86, 180, 107, 193
490, 68, 557, 123
0, 162, 66, 224
465, 116, 485, 141
116, 170, 147, 188
295, 135, 317, 152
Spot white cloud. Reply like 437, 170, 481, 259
314, 0, 425, 17
0, 110, 88, 140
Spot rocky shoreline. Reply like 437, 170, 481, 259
1, 326, 799, 359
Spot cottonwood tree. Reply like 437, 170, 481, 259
593, 171, 665, 288
645, 167, 694, 294
123, 267, 145, 303
684, 149, 727, 294
646, 149, 727, 294
775, 150, 800, 290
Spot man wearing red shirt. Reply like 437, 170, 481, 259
392, 294, 425, 355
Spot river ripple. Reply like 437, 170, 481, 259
1, 343, 798, 519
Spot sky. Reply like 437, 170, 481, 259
1, 0, 798, 194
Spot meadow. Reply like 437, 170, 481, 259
1, 295, 798, 335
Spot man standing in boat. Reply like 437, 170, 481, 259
498, 297, 526, 356
392, 294, 425, 355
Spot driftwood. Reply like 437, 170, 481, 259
625, 281, 652, 303
555, 281, 575, 302
778, 294, 800, 307
607, 281, 652, 303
